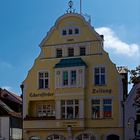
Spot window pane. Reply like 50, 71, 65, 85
95, 75, 99, 85
39, 79, 44, 89
103, 99, 112, 118
71, 70, 76, 85
92, 99, 100, 118
63, 71, 68, 86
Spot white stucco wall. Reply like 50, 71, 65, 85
125, 83, 140, 140
0, 117, 9, 140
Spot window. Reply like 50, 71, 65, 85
56, 49, 62, 58
38, 72, 49, 89
68, 48, 74, 56
94, 67, 105, 85
62, 30, 67, 35
69, 29, 73, 35
63, 71, 68, 86
61, 28, 80, 36
91, 99, 100, 119
91, 99, 112, 119
62, 70, 78, 87
61, 100, 79, 119
75, 28, 79, 34
103, 99, 112, 118
47, 135, 66, 140
76, 133, 96, 140
37, 104, 55, 117
71, 70, 76, 85
80, 47, 86, 56
30, 136, 40, 140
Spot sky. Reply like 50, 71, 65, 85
0, 0, 140, 95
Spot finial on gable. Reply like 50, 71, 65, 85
66, 0, 75, 13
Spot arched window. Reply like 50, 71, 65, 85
76, 133, 96, 140
30, 136, 40, 140
107, 134, 119, 140
46, 134, 66, 140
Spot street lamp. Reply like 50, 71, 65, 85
127, 117, 137, 140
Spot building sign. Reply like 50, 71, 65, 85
29, 92, 53, 97
92, 88, 112, 94
62, 121, 79, 127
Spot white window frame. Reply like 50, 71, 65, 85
37, 104, 55, 117
61, 27, 80, 36
61, 100, 79, 119
91, 98, 113, 119
38, 70, 50, 89
91, 99, 100, 119
93, 66, 106, 86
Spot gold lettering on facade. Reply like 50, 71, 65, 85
29, 92, 53, 97
92, 89, 112, 94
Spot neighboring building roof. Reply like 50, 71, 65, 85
0, 88, 22, 118
54, 58, 87, 68
0, 88, 22, 104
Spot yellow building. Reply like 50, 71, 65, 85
22, 4, 124, 140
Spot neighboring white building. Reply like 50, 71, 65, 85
0, 88, 22, 140
125, 80, 140, 140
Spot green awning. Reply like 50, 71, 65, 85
54, 58, 87, 68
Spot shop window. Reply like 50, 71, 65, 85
56, 49, 62, 58
38, 72, 49, 89
37, 104, 55, 117
103, 99, 112, 118
30, 136, 40, 140
68, 48, 74, 56
61, 100, 79, 119
91, 99, 100, 119
80, 47, 86, 56
76, 133, 96, 140
46, 134, 66, 140
94, 67, 105, 85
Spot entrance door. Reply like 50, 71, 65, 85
107, 135, 119, 140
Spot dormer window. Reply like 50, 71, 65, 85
61, 27, 80, 36
69, 29, 73, 35
62, 30, 67, 36
75, 28, 79, 34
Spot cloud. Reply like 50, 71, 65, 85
0, 60, 13, 69
2, 86, 12, 91
95, 27, 140, 57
